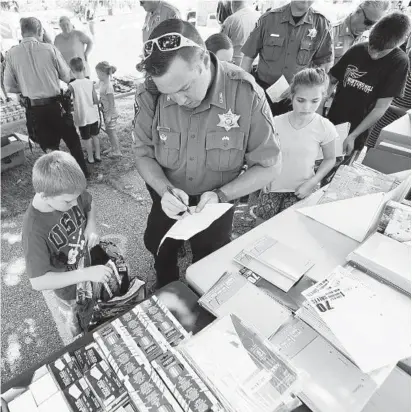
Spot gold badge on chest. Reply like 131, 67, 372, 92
217, 109, 240, 131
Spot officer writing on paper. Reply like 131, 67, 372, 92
133, 20, 282, 288
240, 0, 334, 116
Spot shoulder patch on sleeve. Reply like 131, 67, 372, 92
226, 67, 264, 98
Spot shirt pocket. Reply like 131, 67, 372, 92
297, 39, 317, 66
263, 36, 285, 61
154, 131, 181, 170
205, 131, 245, 172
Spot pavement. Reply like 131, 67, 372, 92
0, 180, 155, 386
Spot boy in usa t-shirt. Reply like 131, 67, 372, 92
327, 11, 410, 156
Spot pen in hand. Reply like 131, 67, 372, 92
166, 186, 192, 215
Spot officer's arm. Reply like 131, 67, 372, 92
3, 55, 20, 93
219, 95, 282, 201
132, 84, 172, 197
52, 47, 71, 84
240, 17, 264, 72
312, 22, 334, 72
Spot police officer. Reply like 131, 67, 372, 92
140, 1, 181, 42
133, 19, 281, 288
4, 17, 88, 176
241, 0, 333, 116
332, 0, 390, 65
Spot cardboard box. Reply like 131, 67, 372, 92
63, 378, 102, 412
71, 342, 104, 373
29, 372, 60, 406
48, 353, 83, 391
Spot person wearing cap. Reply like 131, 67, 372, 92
140, 1, 181, 42
240, 0, 333, 116
221, 0, 261, 66
332, 0, 390, 65
133, 19, 281, 288
4, 17, 88, 176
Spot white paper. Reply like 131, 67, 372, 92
37, 392, 71, 412
297, 192, 386, 242
8, 391, 38, 412
316, 122, 350, 160
158, 203, 233, 253
29, 373, 59, 406
306, 266, 411, 373
266, 75, 289, 103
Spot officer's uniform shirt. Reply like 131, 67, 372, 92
132, 54, 281, 196
241, 4, 333, 85
221, 6, 261, 64
332, 16, 356, 64
142, 1, 181, 42
4, 37, 70, 99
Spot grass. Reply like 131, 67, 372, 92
1, 94, 136, 220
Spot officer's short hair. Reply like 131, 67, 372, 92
20, 17, 42, 35
205, 33, 233, 55
140, 19, 207, 78
369, 11, 411, 51
70, 57, 85, 73
290, 68, 330, 98
360, 0, 390, 13
32, 151, 86, 197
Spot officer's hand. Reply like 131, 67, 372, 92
161, 188, 190, 220
196, 191, 219, 213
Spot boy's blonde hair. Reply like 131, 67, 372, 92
33, 151, 86, 197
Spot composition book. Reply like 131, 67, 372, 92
198, 271, 292, 338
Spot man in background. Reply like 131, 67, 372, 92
4, 17, 88, 176
332, 0, 390, 64
221, 0, 261, 65
140, 1, 181, 42
241, 0, 333, 116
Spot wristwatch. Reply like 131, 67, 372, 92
213, 188, 229, 203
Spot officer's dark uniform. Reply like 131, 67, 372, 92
4, 37, 87, 175
133, 54, 282, 287
241, 3, 333, 116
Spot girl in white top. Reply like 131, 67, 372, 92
69, 57, 100, 164
256, 68, 337, 221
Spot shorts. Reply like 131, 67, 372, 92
53, 293, 81, 337
79, 121, 99, 140
256, 191, 300, 221
103, 115, 118, 130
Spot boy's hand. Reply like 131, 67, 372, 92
84, 223, 100, 248
85, 265, 113, 283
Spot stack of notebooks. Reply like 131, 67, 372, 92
178, 314, 303, 412
234, 235, 314, 292
297, 265, 411, 374
198, 271, 293, 338
347, 231, 411, 295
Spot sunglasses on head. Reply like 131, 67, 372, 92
360, 7, 377, 27
143, 32, 203, 59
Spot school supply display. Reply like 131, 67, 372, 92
347, 232, 411, 294
270, 318, 394, 412
300, 265, 411, 373
377, 200, 411, 243
234, 235, 314, 292
318, 164, 400, 204
198, 271, 292, 338
179, 314, 302, 412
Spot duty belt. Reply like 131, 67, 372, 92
28, 96, 60, 107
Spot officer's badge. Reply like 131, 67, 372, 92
217, 109, 240, 131
155, 15, 161, 24
308, 28, 317, 39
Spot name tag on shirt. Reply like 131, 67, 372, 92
270, 34, 280, 37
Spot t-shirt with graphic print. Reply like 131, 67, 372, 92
22, 191, 92, 301
327, 43, 408, 140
